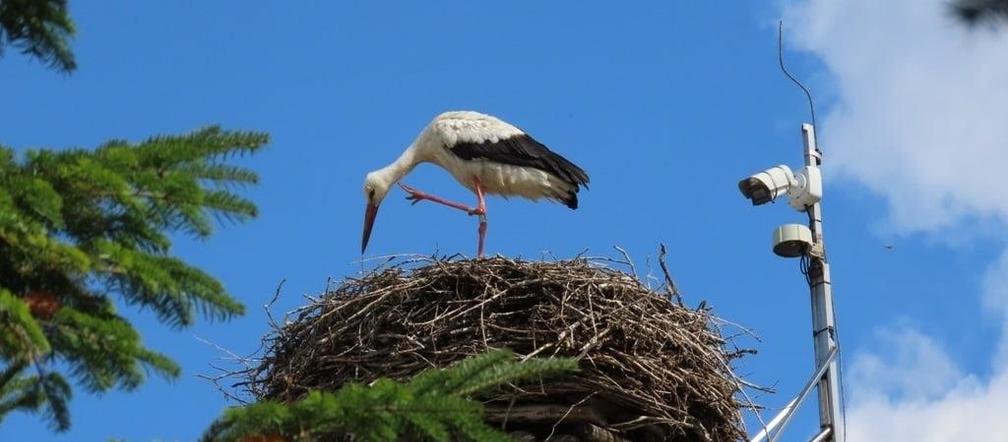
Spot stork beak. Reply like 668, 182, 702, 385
361, 203, 380, 253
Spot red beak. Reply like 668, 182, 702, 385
361, 203, 379, 253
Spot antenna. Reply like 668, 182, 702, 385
778, 21, 822, 159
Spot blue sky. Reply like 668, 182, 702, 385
2, 1, 1005, 440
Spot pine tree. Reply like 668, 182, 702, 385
201, 350, 578, 442
0, 126, 269, 431
0, 0, 76, 72
955, 0, 1008, 24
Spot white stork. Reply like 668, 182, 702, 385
361, 111, 589, 257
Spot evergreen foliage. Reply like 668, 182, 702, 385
0, 0, 76, 72
955, 0, 1008, 24
201, 350, 578, 442
0, 126, 269, 431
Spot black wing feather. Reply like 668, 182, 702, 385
450, 134, 590, 188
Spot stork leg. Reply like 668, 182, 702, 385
398, 179, 488, 257
474, 177, 487, 258
398, 182, 482, 215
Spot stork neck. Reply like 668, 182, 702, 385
379, 143, 420, 184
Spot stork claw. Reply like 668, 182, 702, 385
398, 182, 424, 205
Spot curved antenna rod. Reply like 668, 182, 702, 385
778, 20, 818, 138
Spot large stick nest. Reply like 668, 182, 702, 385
247, 257, 750, 441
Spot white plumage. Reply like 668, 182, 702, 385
361, 111, 589, 256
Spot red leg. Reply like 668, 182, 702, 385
398, 182, 481, 215
398, 179, 488, 257
474, 177, 487, 257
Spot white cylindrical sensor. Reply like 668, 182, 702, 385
772, 223, 814, 258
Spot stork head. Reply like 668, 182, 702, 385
361, 170, 394, 253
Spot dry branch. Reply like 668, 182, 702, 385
241, 257, 750, 441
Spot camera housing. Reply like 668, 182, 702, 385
738, 165, 822, 212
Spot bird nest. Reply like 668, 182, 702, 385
244, 257, 751, 441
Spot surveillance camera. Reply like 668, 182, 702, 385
738, 165, 822, 211
738, 165, 794, 206
786, 165, 822, 211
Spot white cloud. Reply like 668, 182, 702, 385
845, 329, 1008, 441
783, 0, 1008, 440
848, 328, 964, 401
787, 0, 1008, 233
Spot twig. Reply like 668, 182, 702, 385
193, 334, 257, 404
265, 278, 286, 331
612, 245, 637, 278
546, 393, 596, 441
658, 243, 684, 306
241, 254, 753, 441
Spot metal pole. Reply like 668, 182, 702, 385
750, 398, 797, 442
801, 123, 844, 442
766, 347, 838, 442
809, 428, 833, 442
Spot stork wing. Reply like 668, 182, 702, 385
433, 114, 589, 187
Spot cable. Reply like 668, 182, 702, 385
778, 20, 821, 154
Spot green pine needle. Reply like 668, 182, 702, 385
202, 350, 577, 442
0, 289, 51, 358
0, 126, 267, 431
0, 0, 77, 73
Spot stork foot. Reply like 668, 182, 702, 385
398, 182, 428, 205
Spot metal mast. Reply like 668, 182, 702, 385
802, 123, 844, 442
744, 123, 844, 442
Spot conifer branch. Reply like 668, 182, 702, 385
201, 350, 577, 442
0, 0, 76, 72
0, 125, 267, 431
